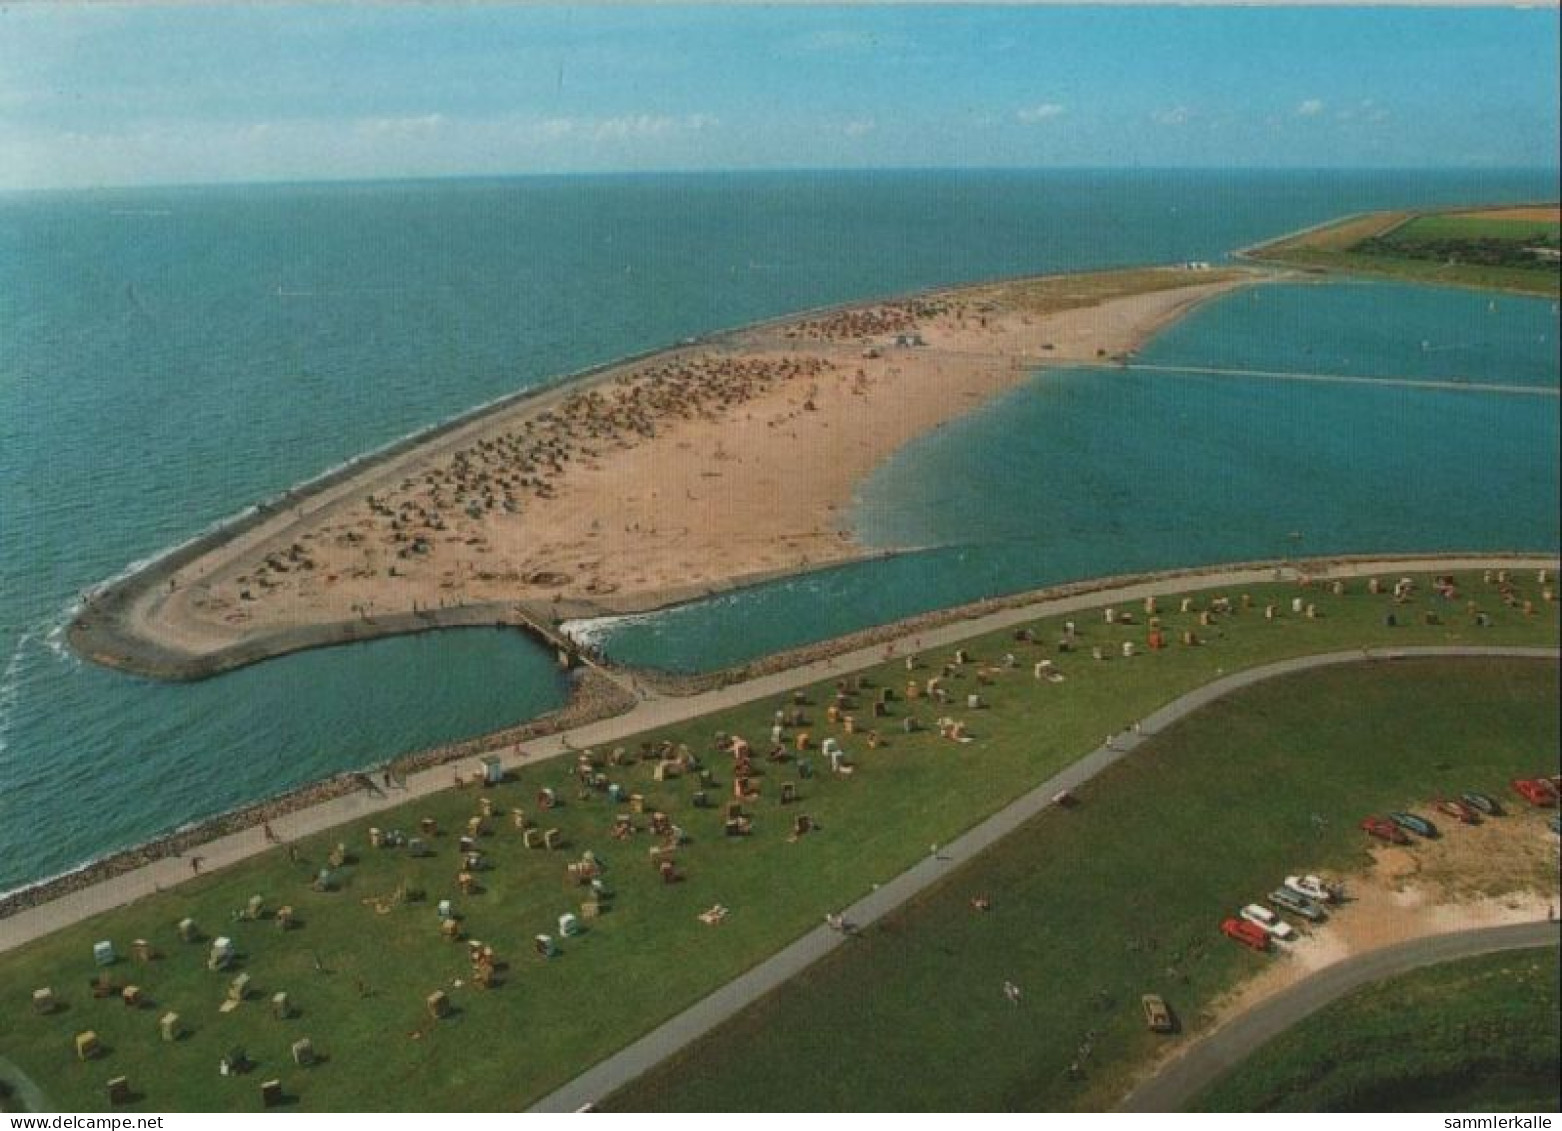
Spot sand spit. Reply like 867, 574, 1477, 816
68, 265, 1259, 680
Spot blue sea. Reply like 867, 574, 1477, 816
1, 169, 1558, 893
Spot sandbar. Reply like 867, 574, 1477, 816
69, 264, 1260, 678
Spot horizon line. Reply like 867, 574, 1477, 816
4, 163, 1560, 198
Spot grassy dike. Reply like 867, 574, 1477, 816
1192, 948, 1561, 1112
1, 571, 1557, 1111
607, 657, 1559, 1112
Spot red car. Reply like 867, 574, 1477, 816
1361, 815, 1411, 844
1221, 917, 1271, 952
1433, 798, 1481, 825
1511, 779, 1559, 808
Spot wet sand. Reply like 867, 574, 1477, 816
69, 264, 1260, 679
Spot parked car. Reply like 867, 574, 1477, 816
1221, 917, 1270, 952
1361, 816, 1410, 845
1270, 887, 1327, 922
1389, 811, 1439, 839
1141, 994, 1174, 1033
1433, 797, 1480, 825
1462, 791, 1503, 817
1512, 778, 1559, 808
1240, 903, 1295, 941
1284, 874, 1337, 904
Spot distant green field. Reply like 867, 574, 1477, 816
1248, 207, 1561, 297
1, 572, 1556, 1112
1397, 214, 1560, 244
1193, 948, 1561, 1112
606, 656, 1561, 1112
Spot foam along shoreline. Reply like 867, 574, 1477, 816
68, 263, 1261, 681
9, 551, 1558, 939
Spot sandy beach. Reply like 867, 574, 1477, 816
69, 264, 1260, 678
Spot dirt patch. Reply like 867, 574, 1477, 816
1145, 809, 1560, 1078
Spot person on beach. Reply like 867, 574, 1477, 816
189, 856, 204, 875
262, 822, 281, 846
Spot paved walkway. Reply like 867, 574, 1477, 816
1120, 921, 1561, 1112
526, 643, 1559, 1112
1117, 362, 1560, 399
0, 1053, 51, 1114
1, 554, 1553, 957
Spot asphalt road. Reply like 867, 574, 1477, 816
528, 646, 1558, 1112
1119, 920, 1562, 1112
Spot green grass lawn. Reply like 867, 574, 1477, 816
605, 656, 1560, 1112
1192, 948, 1561, 1112
1, 571, 1557, 1111
1397, 214, 1560, 244
1249, 208, 1561, 297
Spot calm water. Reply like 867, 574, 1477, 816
1, 169, 1557, 891
584, 280, 1560, 671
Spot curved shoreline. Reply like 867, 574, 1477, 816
6, 551, 1556, 936
67, 263, 1259, 681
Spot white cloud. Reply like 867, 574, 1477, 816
1337, 99, 1390, 124
0, 109, 728, 190
794, 29, 874, 53
1296, 99, 1325, 117
525, 113, 719, 143
1150, 106, 1191, 127
354, 113, 447, 138
1016, 103, 1066, 124
843, 117, 876, 138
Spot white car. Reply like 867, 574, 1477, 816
1284, 874, 1335, 904
1240, 903, 1295, 941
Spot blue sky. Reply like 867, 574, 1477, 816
1, 5, 1558, 190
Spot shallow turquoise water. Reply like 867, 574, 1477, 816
1144, 279, 1559, 388
2, 169, 1557, 891
587, 279, 1560, 672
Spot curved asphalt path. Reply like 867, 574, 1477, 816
1120, 921, 1562, 1112
8, 554, 1550, 955
527, 643, 1559, 1112
0, 1054, 51, 1114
